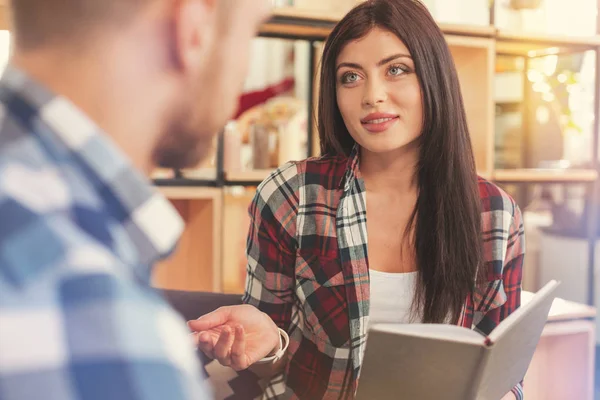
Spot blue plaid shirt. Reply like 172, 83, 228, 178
0, 66, 212, 400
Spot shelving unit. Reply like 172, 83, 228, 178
1, 0, 593, 296
494, 169, 599, 183
492, 20, 600, 306
153, 187, 223, 292
225, 169, 274, 185
496, 31, 600, 56
0, 3, 594, 397
143, 4, 600, 296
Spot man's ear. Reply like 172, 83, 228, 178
172, 0, 217, 72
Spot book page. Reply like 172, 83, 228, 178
488, 280, 560, 343
371, 323, 485, 345
358, 281, 560, 400
356, 328, 486, 400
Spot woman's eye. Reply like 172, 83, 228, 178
342, 72, 359, 83
388, 65, 406, 76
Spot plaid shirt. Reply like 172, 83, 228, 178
243, 147, 525, 400
0, 67, 211, 400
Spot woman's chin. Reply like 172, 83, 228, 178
358, 139, 420, 155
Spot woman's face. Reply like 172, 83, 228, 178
335, 27, 423, 155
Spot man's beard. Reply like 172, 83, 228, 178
151, 118, 216, 170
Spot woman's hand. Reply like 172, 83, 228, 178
188, 304, 280, 371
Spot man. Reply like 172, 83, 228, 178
0, 0, 270, 399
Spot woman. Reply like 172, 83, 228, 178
189, 1, 524, 399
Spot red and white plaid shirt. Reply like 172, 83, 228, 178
243, 147, 525, 399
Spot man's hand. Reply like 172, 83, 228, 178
188, 305, 280, 371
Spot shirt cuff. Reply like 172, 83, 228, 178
511, 382, 524, 400
254, 328, 289, 364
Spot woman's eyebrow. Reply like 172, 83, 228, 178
336, 53, 412, 72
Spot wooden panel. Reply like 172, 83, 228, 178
493, 169, 598, 183
226, 169, 273, 183
446, 34, 494, 49
211, 195, 223, 291
222, 190, 256, 294
448, 35, 495, 176
438, 23, 495, 38
267, 7, 495, 40
259, 23, 332, 40
158, 186, 221, 200
179, 167, 217, 181
496, 31, 600, 56
152, 195, 222, 292
0, 4, 9, 31
271, 5, 347, 22
152, 168, 176, 180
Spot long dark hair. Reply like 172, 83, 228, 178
318, 0, 484, 324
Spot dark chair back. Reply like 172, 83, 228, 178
161, 290, 263, 399
162, 290, 243, 321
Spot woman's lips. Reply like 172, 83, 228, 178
361, 114, 399, 133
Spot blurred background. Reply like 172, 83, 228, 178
2, 0, 599, 398
152, 1, 600, 398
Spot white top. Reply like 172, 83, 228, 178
368, 269, 421, 328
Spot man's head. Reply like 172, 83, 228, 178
9, 0, 271, 170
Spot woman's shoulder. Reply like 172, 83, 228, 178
255, 154, 349, 201
477, 175, 521, 218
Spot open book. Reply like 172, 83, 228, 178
355, 280, 560, 400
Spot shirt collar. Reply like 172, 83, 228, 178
0, 65, 184, 264
340, 143, 361, 192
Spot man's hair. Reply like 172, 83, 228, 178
9, 0, 153, 50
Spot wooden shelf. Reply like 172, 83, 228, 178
151, 167, 217, 181
260, 7, 337, 40
496, 31, 600, 56
477, 171, 493, 180
493, 169, 598, 183
263, 8, 600, 58
262, 7, 494, 42
270, 6, 342, 22
259, 22, 332, 41
225, 169, 273, 184
180, 167, 217, 180
158, 186, 221, 200
439, 23, 495, 38
157, 169, 599, 188
151, 168, 176, 180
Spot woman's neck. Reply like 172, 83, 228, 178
359, 143, 419, 195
